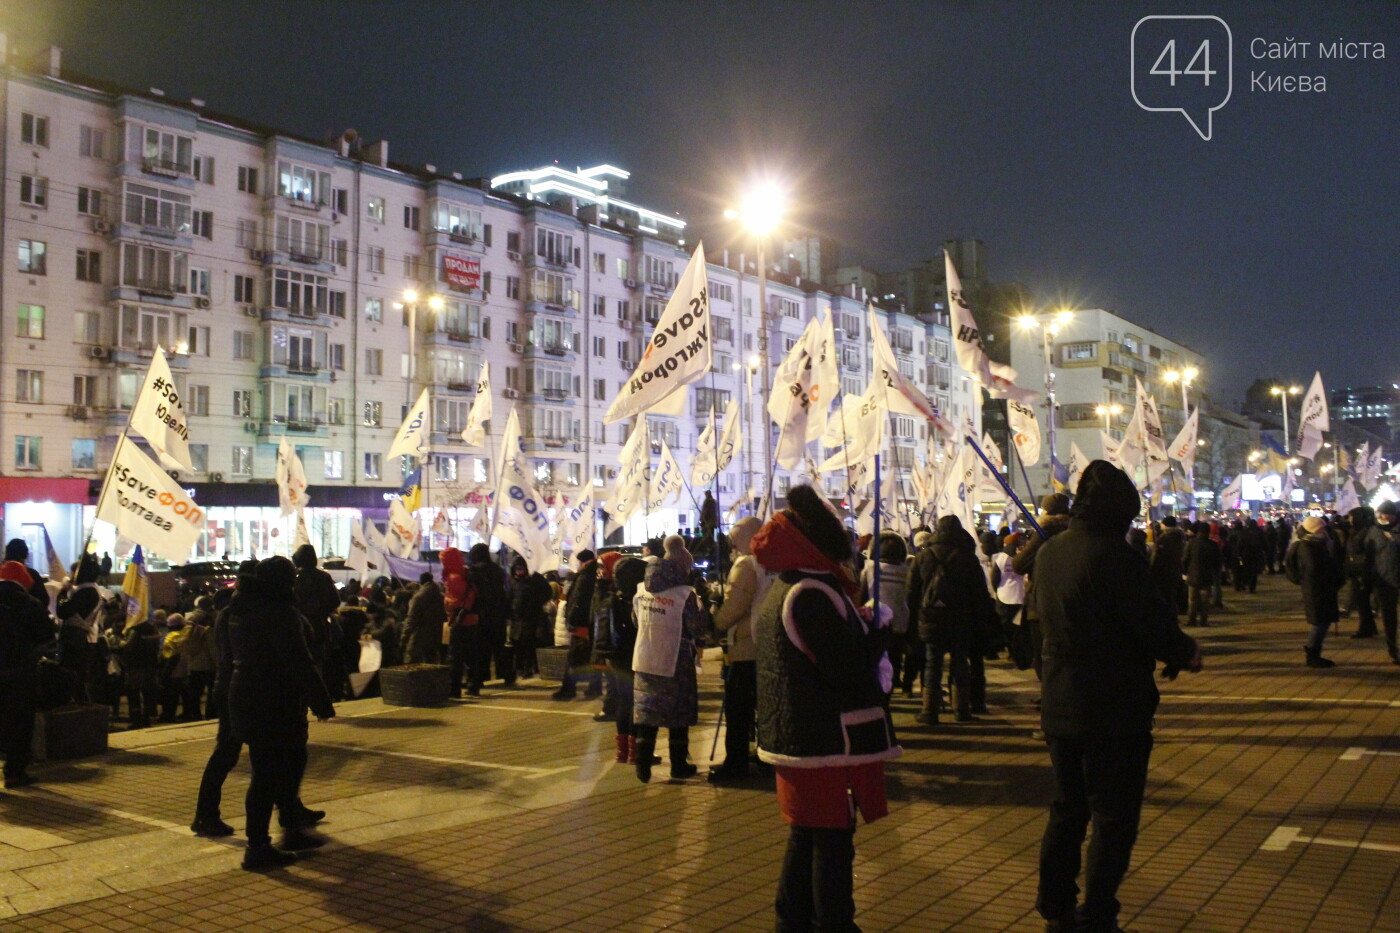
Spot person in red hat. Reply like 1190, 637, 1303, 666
0, 560, 57, 788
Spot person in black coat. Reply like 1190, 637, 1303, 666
222, 556, 335, 870
552, 550, 597, 700
1183, 521, 1222, 627
1149, 516, 1186, 614
509, 559, 552, 679
1284, 515, 1345, 668
908, 514, 998, 724
1033, 461, 1201, 933
56, 554, 104, 701
0, 561, 57, 788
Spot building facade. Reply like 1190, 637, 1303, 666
0, 42, 977, 567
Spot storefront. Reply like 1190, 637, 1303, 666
180, 483, 402, 562
0, 477, 94, 571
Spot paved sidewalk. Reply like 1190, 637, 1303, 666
1, 573, 1398, 931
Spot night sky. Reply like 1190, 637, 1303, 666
5, 0, 1397, 405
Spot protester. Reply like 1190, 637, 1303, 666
909, 514, 998, 724
0, 561, 56, 788
292, 544, 341, 680
1284, 515, 1344, 668
1149, 515, 1186, 614
752, 484, 899, 932
709, 517, 774, 783
222, 556, 335, 870
631, 537, 703, 782
607, 556, 647, 763
509, 557, 551, 679
859, 531, 910, 702
182, 597, 218, 719
404, 571, 446, 665
4, 539, 48, 605
1184, 521, 1222, 628
1373, 501, 1400, 663
553, 549, 598, 700
991, 532, 1030, 668
465, 543, 512, 692
56, 554, 104, 701
1033, 461, 1201, 933
121, 610, 163, 729
159, 613, 190, 722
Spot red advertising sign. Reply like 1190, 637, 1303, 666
442, 253, 481, 291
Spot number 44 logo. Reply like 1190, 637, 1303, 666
1131, 16, 1234, 141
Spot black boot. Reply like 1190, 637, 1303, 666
1305, 646, 1335, 669
669, 728, 697, 780
634, 728, 657, 784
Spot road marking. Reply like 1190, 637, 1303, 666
1339, 747, 1400, 761
1171, 693, 1400, 707
1260, 825, 1400, 855
311, 741, 573, 777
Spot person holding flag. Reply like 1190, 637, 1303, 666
56, 554, 106, 701
0, 560, 56, 788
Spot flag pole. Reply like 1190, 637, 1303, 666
81, 430, 127, 558
965, 435, 1045, 539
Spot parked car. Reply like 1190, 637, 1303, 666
173, 560, 240, 609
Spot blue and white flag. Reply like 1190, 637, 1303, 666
387, 387, 431, 462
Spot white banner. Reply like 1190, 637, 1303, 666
1102, 429, 1126, 473
689, 408, 718, 488
386, 498, 419, 558
347, 519, 374, 577
933, 442, 979, 533
1220, 475, 1243, 510
604, 242, 710, 423
277, 436, 310, 516
1007, 399, 1041, 466
127, 346, 193, 471
1295, 371, 1329, 460
96, 434, 205, 561
648, 439, 685, 509
1135, 379, 1170, 484
559, 488, 596, 555
1335, 477, 1361, 515
491, 407, 554, 573
1068, 442, 1089, 495
293, 511, 311, 550
945, 251, 1037, 403
979, 432, 1005, 501
607, 419, 649, 533
388, 387, 431, 462
1364, 445, 1385, 489
769, 316, 823, 469
1167, 407, 1199, 471
868, 303, 940, 420
462, 362, 492, 447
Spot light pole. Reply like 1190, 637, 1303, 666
1095, 403, 1123, 433
726, 184, 785, 513
395, 289, 444, 544
1270, 384, 1302, 454
731, 354, 761, 508
1017, 309, 1073, 489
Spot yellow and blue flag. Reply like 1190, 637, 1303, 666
122, 546, 150, 631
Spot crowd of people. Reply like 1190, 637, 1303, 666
3, 477, 1398, 928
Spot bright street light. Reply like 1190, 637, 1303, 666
1019, 308, 1074, 485
1270, 384, 1303, 453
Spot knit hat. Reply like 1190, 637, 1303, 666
598, 550, 626, 579
1378, 500, 1398, 518
0, 561, 32, 589
1302, 515, 1326, 534
914, 530, 934, 549
166, 613, 185, 629
662, 535, 693, 574
784, 485, 851, 562
728, 516, 762, 555
1039, 493, 1070, 516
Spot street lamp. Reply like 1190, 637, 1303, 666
1095, 403, 1123, 432
1017, 308, 1074, 487
1270, 384, 1302, 453
726, 184, 785, 513
1161, 365, 1199, 413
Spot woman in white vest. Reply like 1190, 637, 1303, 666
631, 536, 703, 782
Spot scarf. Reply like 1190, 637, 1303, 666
751, 511, 860, 599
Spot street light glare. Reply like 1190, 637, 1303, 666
1017, 314, 1038, 331
738, 183, 785, 236
427, 295, 445, 311
403, 288, 418, 303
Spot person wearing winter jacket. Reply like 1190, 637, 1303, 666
1183, 521, 1223, 627
0, 561, 57, 788
608, 556, 647, 763
631, 540, 703, 782
403, 572, 446, 666
56, 554, 103, 700
1013, 493, 1072, 684
753, 484, 900, 933
553, 550, 598, 700
121, 610, 163, 729
859, 532, 910, 702
508, 558, 551, 679
908, 514, 999, 724
181, 598, 218, 719
1033, 461, 1201, 933
464, 544, 511, 693
1373, 501, 1400, 663
709, 517, 775, 782
1284, 515, 1345, 668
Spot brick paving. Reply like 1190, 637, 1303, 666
1, 572, 1398, 931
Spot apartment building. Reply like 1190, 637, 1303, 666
0, 41, 976, 565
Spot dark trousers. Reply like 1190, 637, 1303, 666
1349, 578, 1376, 634
611, 667, 634, 738
1187, 585, 1211, 626
184, 671, 215, 720
899, 634, 924, 693
923, 628, 970, 711
0, 671, 37, 779
1038, 731, 1153, 930
449, 625, 488, 695
775, 825, 859, 933
1376, 582, 1399, 657
244, 740, 301, 847
127, 684, 158, 728
195, 718, 243, 820
721, 660, 756, 772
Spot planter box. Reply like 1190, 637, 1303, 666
535, 646, 570, 682
32, 703, 110, 762
379, 664, 451, 707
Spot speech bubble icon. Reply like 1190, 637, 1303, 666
1132, 15, 1233, 141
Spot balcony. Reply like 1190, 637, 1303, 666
540, 387, 570, 401
259, 363, 334, 384
110, 345, 191, 370
257, 416, 330, 440
260, 305, 330, 327
423, 328, 475, 348
142, 157, 190, 179
132, 279, 182, 300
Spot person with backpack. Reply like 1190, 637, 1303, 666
1284, 515, 1345, 668
1372, 501, 1400, 663
908, 514, 999, 725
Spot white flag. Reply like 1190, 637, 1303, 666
769, 317, 823, 469
690, 408, 718, 487
1355, 442, 1371, 487
715, 397, 742, 474
1364, 445, 1384, 490
1167, 408, 1199, 470
364, 518, 388, 554
1068, 442, 1089, 495
817, 390, 885, 474
276, 436, 310, 516
293, 511, 311, 550
945, 251, 1037, 403
347, 519, 374, 577
127, 346, 193, 471
388, 387, 431, 462
604, 242, 710, 423
1295, 371, 1328, 460
96, 434, 205, 561
811, 311, 841, 442
867, 303, 940, 421
1102, 430, 1127, 473
607, 419, 650, 532
648, 439, 685, 509
1335, 477, 1361, 515
461, 362, 493, 447
431, 508, 451, 539
386, 498, 419, 558
933, 442, 980, 533
1220, 475, 1243, 510
491, 407, 554, 573
560, 489, 596, 555
1007, 399, 1041, 466
979, 432, 1005, 501
1134, 378, 1170, 484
